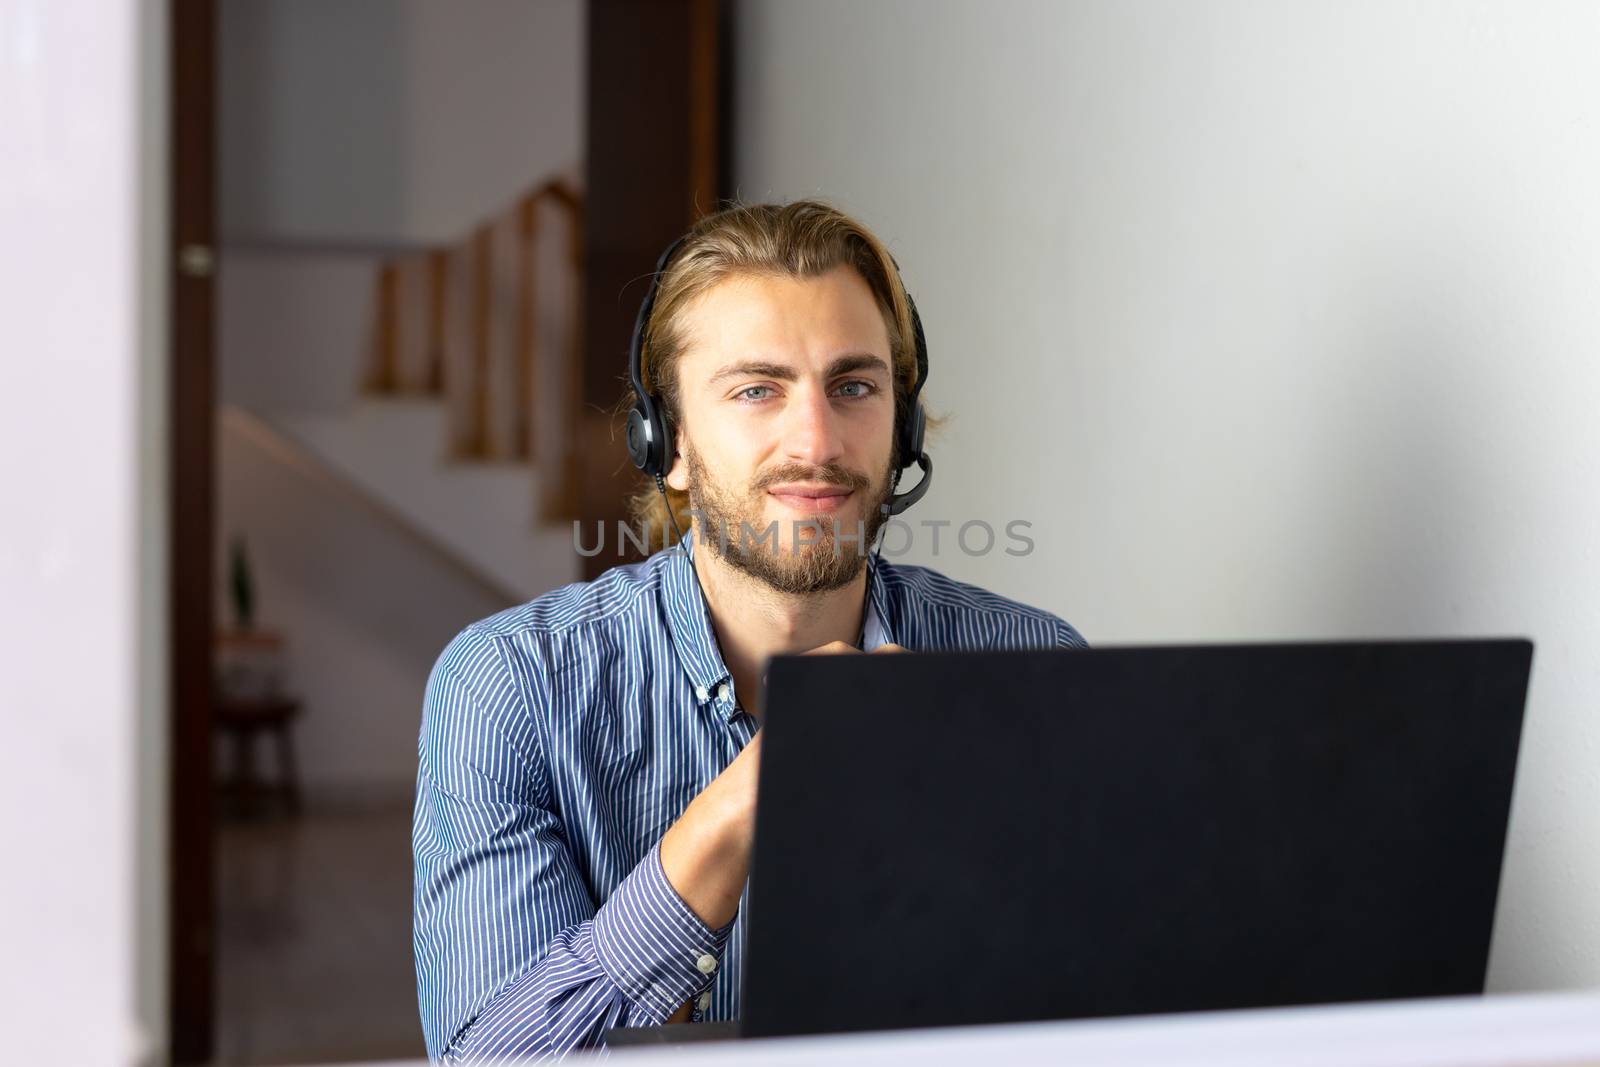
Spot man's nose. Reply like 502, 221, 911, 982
780, 385, 845, 467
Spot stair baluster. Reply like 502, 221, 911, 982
366, 263, 401, 394
464, 224, 493, 460
514, 193, 539, 463
425, 250, 448, 396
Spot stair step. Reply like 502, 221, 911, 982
272, 400, 578, 601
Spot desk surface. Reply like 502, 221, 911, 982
593, 991, 1600, 1066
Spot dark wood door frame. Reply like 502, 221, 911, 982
169, 0, 216, 1061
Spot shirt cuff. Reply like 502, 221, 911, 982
591, 839, 736, 1022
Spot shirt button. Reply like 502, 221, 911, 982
696, 992, 712, 1011
695, 953, 718, 975
716, 682, 729, 703
695, 685, 709, 702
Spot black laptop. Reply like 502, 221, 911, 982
608, 638, 1531, 1046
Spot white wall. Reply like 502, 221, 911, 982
219, 0, 584, 244
0, 0, 167, 1062
736, 0, 1600, 992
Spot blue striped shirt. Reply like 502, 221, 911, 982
412, 532, 1086, 1062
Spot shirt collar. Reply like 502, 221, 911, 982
660, 530, 896, 718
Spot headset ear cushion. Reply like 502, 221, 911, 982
903, 402, 926, 469
626, 393, 676, 478
657, 406, 676, 477
626, 403, 652, 473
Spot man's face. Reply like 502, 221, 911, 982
665, 265, 898, 594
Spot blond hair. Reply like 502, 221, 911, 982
616, 199, 940, 551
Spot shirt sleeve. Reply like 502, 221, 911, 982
413, 627, 734, 1062
1055, 617, 1089, 649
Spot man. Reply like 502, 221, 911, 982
413, 200, 1086, 1062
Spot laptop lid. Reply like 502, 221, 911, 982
743, 639, 1532, 1038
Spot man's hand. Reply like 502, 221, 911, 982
658, 639, 908, 927
803, 639, 908, 655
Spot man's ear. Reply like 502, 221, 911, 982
664, 435, 688, 492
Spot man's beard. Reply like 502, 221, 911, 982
683, 446, 896, 595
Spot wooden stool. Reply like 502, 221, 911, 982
216, 695, 302, 818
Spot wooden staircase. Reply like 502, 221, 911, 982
361, 173, 586, 524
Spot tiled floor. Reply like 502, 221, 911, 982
214, 802, 426, 1065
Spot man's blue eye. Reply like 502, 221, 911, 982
737, 382, 875, 402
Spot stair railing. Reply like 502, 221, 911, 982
362, 174, 585, 523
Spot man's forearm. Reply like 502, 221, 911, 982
659, 789, 752, 929
434, 841, 731, 1061
659, 729, 761, 928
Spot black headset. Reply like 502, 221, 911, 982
624, 234, 934, 517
